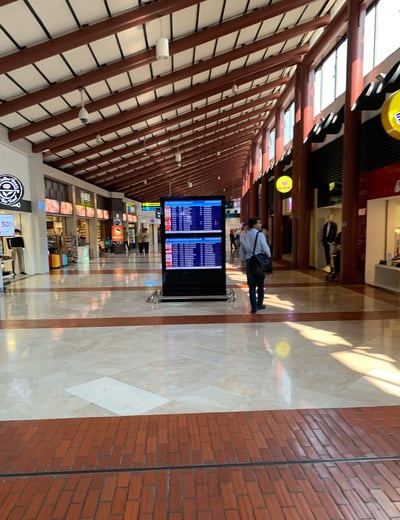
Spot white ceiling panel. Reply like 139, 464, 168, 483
70, 0, 109, 27
28, 0, 78, 36
0, 3, 46, 48
118, 27, 146, 57
36, 56, 75, 84
63, 47, 98, 75
8, 66, 49, 92
90, 37, 122, 66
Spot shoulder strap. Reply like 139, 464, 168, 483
252, 231, 260, 255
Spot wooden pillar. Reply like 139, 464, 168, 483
341, 0, 366, 283
273, 106, 285, 259
262, 127, 270, 174
293, 63, 314, 269
248, 182, 258, 219
260, 127, 270, 229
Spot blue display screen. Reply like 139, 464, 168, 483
164, 199, 222, 233
165, 237, 222, 270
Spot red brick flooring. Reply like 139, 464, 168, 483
0, 406, 399, 519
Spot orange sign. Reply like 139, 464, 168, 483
111, 225, 123, 242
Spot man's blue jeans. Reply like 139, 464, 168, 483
245, 260, 265, 312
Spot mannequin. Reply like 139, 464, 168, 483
321, 214, 337, 266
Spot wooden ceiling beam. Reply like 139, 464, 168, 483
83, 121, 259, 186
31, 47, 306, 152
101, 129, 254, 190
65, 95, 276, 175
0, 0, 206, 74
47, 79, 285, 165
3, 15, 328, 127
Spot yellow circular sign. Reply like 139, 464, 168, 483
276, 175, 293, 193
381, 90, 400, 140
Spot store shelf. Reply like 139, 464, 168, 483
374, 264, 400, 293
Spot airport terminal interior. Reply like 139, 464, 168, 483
0, 251, 399, 518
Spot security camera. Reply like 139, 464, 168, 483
79, 106, 89, 124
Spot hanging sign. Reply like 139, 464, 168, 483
381, 90, 400, 140
276, 175, 293, 193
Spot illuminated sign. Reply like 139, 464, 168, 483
381, 90, 400, 140
142, 202, 160, 211
76, 189, 93, 206
111, 225, 123, 242
75, 204, 86, 217
60, 201, 73, 215
0, 214, 15, 237
45, 198, 60, 213
276, 175, 293, 193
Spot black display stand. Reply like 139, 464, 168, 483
159, 196, 227, 301
148, 288, 236, 303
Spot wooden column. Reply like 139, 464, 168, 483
272, 106, 285, 259
341, 0, 366, 283
293, 63, 314, 269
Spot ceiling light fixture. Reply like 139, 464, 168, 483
96, 134, 102, 144
78, 88, 89, 124
156, 17, 169, 60
156, 37, 169, 60
232, 83, 239, 95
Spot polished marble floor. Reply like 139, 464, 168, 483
0, 250, 399, 421
1, 250, 400, 519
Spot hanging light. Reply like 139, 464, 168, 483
232, 83, 239, 95
187, 181, 193, 188
156, 17, 169, 60
96, 134, 102, 144
156, 37, 169, 60
78, 88, 89, 124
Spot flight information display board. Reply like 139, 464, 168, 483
160, 196, 226, 297
165, 237, 222, 270
164, 199, 222, 233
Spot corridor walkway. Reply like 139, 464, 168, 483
0, 251, 399, 518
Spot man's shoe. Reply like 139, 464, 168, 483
21, 272, 27, 275
250, 310, 257, 314
257, 304, 266, 310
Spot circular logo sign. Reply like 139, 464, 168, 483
0, 174, 24, 206
381, 90, 400, 140
276, 175, 293, 193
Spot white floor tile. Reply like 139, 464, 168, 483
66, 376, 170, 415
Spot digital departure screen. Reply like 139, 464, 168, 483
164, 199, 222, 233
165, 237, 222, 269
160, 196, 226, 296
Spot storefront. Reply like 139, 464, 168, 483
365, 164, 400, 292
